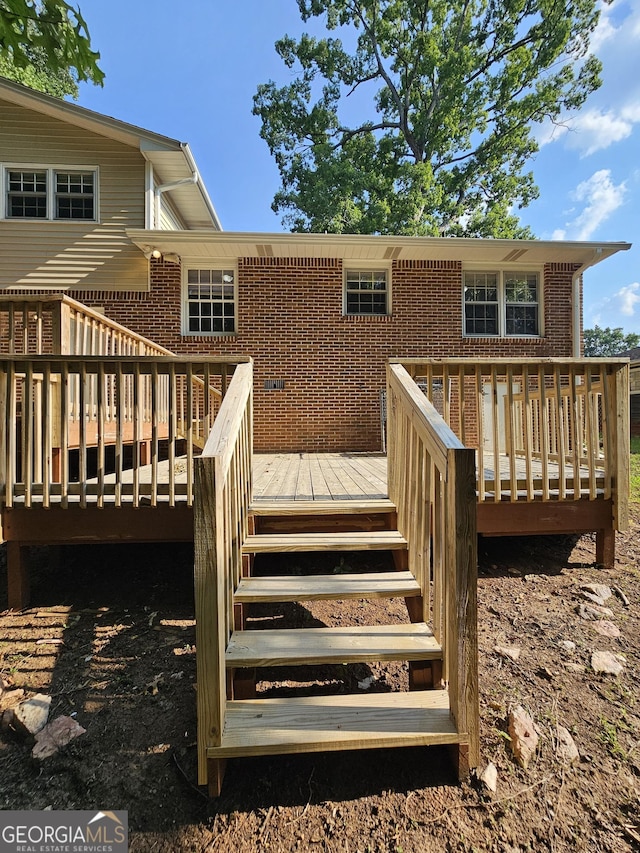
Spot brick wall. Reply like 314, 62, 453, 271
68, 257, 579, 452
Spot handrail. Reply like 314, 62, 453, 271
0, 355, 250, 510
0, 294, 173, 357
194, 361, 253, 786
386, 362, 479, 770
390, 358, 629, 528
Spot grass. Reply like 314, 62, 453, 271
631, 436, 640, 503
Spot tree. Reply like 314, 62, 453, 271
0, 0, 103, 93
584, 326, 640, 357
254, 0, 604, 236
0, 39, 80, 98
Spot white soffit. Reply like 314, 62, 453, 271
126, 230, 631, 266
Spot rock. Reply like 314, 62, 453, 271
1, 708, 15, 732
563, 661, 586, 673
480, 761, 498, 792
0, 687, 25, 713
591, 651, 625, 676
537, 666, 555, 681
558, 640, 576, 654
612, 586, 630, 607
494, 645, 521, 662
577, 603, 614, 621
32, 716, 86, 760
508, 705, 539, 769
591, 620, 621, 639
580, 583, 612, 605
13, 694, 52, 737
556, 726, 580, 765
357, 676, 374, 690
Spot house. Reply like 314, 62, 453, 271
0, 76, 633, 795
0, 76, 631, 454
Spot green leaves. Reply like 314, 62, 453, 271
0, 0, 103, 89
254, 0, 604, 236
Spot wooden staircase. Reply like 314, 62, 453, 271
194, 361, 479, 797
204, 498, 464, 795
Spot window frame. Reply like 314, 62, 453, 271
343, 265, 392, 317
462, 266, 543, 338
2, 163, 99, 223
181, 260, 238, 337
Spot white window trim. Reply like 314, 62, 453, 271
343, 263, 392, 316
462, 265, 544, 338
1, 162, 100, 223
181, 259, 238, 337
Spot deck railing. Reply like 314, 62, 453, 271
0, 294, 174, 357
392, 358, 629, 528
194, 360, 253, 785
386, 362, 479, 770
0, 355, 249, 509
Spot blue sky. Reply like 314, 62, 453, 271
75, 0, 638, 335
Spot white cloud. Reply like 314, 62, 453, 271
617, 282, 640, 316
536, 0, 640, 156
556, 170, 626, 240
588, 282, 640, 327
565, 103, 640, 156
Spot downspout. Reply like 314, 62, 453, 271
154, 173, 198, 228
571, 247, 602, 358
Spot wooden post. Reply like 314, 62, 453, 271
596, 528, 615, 569
445, 446, 479, 779
7, 542, 30, 610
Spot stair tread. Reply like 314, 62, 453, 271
235, 571, 421, 602
243, 530, 407, 553
251, 499, 396, 516
208, 691, 461, 758
226, 623, 441, 668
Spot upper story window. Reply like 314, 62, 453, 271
464, 270, 540, 337
3, 166, 97, 221
183, 265, 236, 335
345, 269, 389, 315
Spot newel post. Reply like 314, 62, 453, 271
445, 445, 479, 776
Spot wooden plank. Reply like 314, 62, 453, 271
477, 498, 613, 535
294, 453, 313, 501
243, 531, 407, 553
250, 499, 396, 516
234, 571, 420, 603
209, 691, 461, 758
226, 623, 442, 668
2, 505, 194, 542
305, 454, 329, 499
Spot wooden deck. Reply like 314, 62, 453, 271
253, 453, 388, 501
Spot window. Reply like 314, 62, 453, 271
184, 266, 236, 335
345, 269, 389, 315
4, 166, 97, 221
464, 270, 540, 336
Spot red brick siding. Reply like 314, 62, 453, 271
66, 257, 579, 452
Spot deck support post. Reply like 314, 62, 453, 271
7, 542, 30, 610
448, 743, 471, 782
207, 758, 227, 799
596, 527, 615, 569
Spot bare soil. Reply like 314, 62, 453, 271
1, 506, 639, 853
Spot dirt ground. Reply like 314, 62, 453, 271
1, 506, 639, 853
